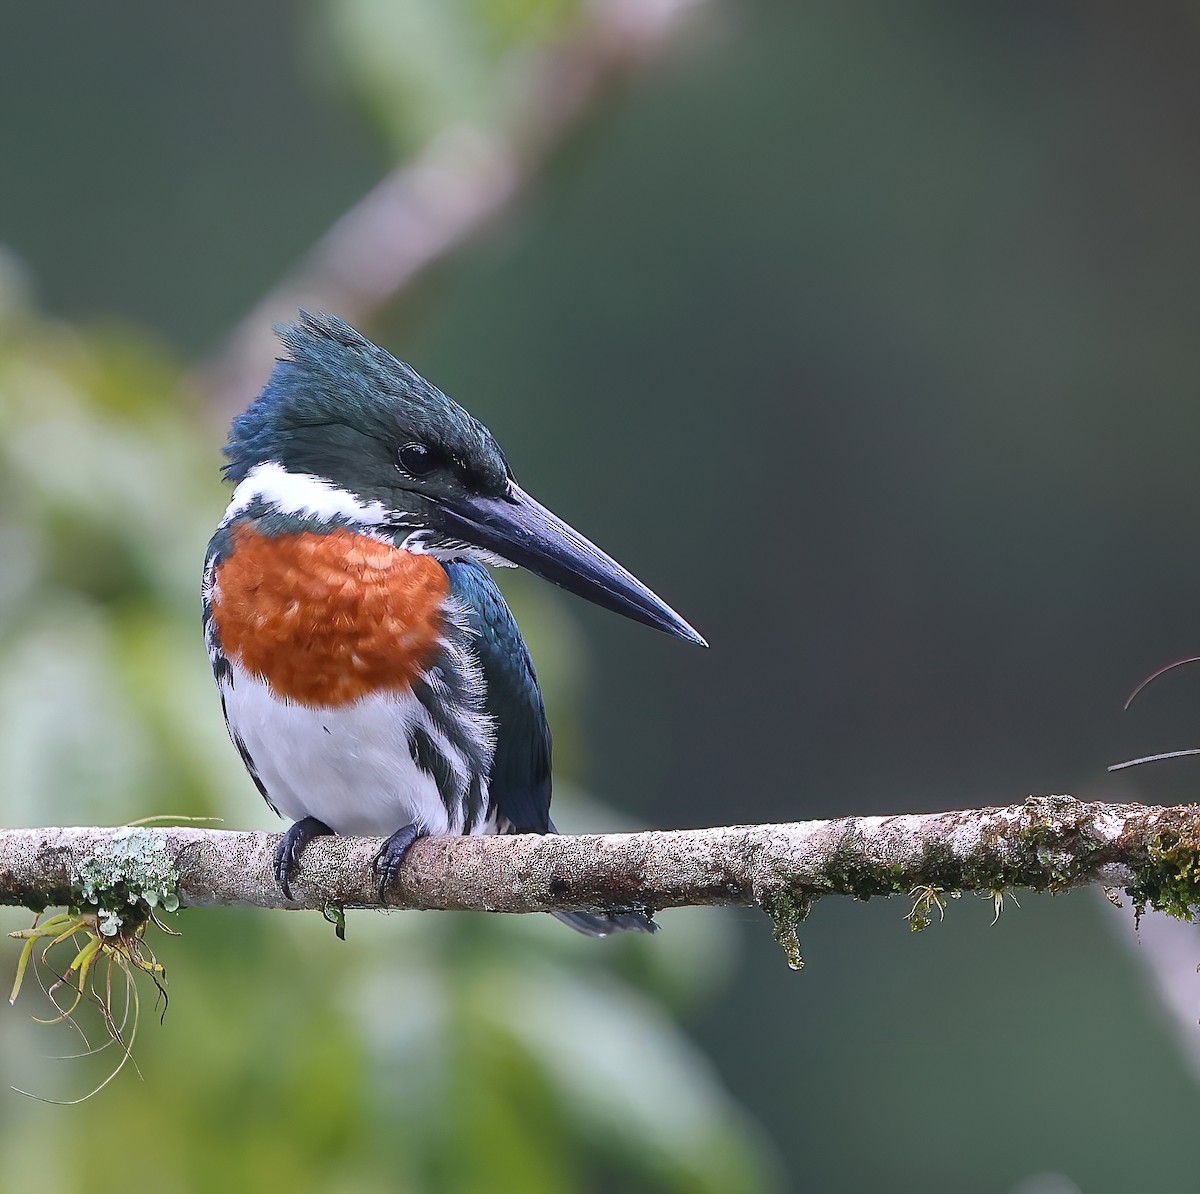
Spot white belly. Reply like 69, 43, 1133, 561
220, 663, 459, 837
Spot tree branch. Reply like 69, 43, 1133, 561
4, 798, 1200, 959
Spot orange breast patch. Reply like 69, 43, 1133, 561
211, 524, 449, 708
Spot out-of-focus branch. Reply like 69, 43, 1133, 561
4, 798, 1200, 962
199, 0, 710, 418
1102, 890, 1200, 1077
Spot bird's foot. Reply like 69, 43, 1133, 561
275, 816, 334, 899
373, 823, 426, 900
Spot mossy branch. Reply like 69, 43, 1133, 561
4, 798, 1200, 959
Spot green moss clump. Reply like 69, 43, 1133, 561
1126, 828, 1200, 922
907, 886, 949, 932
822, 830, 909, 900
760, 889, 810, 970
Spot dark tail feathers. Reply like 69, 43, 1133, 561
535, 819, 658, 936
553, 909, 658, 937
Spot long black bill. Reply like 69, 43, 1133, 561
430, 483, 707, 646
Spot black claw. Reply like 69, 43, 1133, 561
275, 816, 334, 899
373, 823, 425, 899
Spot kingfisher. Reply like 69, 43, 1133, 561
203, 312, 705, 935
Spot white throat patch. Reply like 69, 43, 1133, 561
223, 462, 392, 527
400, 528, 515, 569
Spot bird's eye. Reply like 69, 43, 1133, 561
397, 442, 434, 476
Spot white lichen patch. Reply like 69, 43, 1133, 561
1091, 807, 1128, 842
850, 816, 890, 837
950, 816, 989, 859
73, 826, 180, 919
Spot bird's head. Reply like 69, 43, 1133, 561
222, 312, 705, 645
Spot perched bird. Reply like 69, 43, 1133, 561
203, 312, 705, 935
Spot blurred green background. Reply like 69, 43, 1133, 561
3, 2, 1200, 1191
